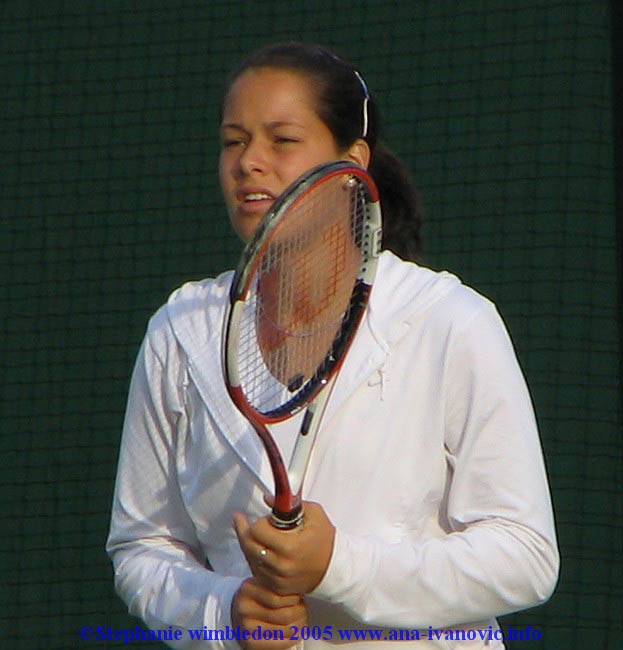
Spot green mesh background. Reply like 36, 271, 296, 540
2, 1, 620, 648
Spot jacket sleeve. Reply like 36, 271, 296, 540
106, 327, 244, 649
311, 300, 559, 628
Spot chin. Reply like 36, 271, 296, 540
236, 221, 262, 243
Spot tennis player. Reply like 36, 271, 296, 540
107, 43, 559, 649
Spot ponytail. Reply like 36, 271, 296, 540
369, 143, 423, 262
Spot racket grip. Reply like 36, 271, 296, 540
269, 504, 304, 529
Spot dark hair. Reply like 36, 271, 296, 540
223, 42, 423, 261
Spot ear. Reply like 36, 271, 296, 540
342, 138, 371, 169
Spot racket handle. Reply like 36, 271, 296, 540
269, 503, 304, 529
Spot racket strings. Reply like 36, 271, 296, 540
237, 173, 367, 415
256, 221, 351, 338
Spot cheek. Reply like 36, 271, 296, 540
310, 141, 343, 170
218, 159, 234, 199
282, 145, 340, 183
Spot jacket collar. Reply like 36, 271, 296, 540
165, 252, 455, 488
166, 272, 273, 491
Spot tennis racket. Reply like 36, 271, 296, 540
223, 160, 382, 529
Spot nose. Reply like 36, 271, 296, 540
235, 138, 268, 177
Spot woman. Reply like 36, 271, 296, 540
107, 43, 559, 649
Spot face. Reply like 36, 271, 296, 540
219, 67, 363, 242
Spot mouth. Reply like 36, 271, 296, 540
236, 190, 275, 215
244, 192, 273, 202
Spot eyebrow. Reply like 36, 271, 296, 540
220, 120, 305, 131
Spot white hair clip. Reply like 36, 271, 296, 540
353, 70, 370, 139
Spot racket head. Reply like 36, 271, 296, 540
224, 160, 382, 423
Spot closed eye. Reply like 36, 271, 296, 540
221, 138, 246, 148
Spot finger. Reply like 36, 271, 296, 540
233, 511, 251, 542
243, 517, 296, 556
234, 583, 307, 643
234, 513, 277, 559
233, 581, 308, 650
247, 600, 306, 627
239, 620, 306, 650
239, 576, 302, 609
234, 513, 268, 573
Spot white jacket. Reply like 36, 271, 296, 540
107, 251, 559, 648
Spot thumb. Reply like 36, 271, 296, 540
233, 511, 250, 543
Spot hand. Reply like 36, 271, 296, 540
231, 577, 308, 649
234, 501, 336, 595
